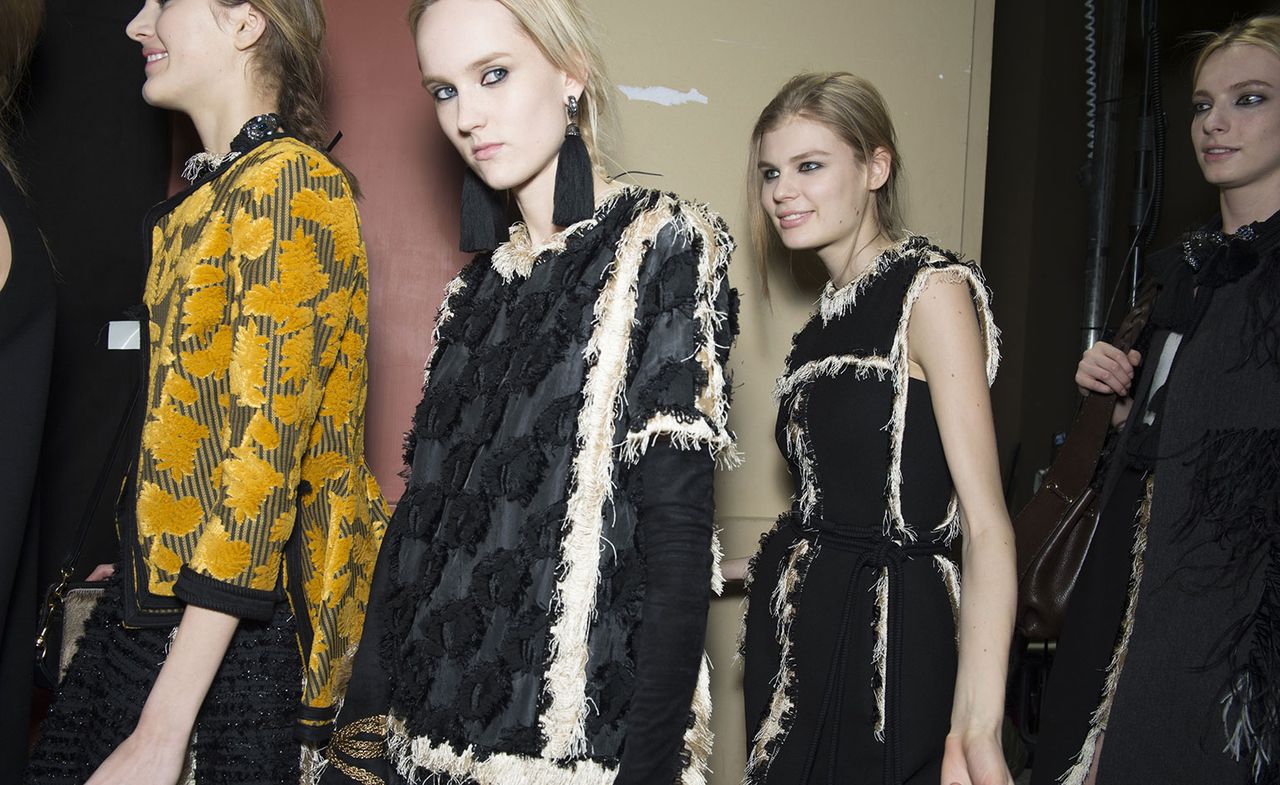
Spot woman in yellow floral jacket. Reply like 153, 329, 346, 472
26, 1, 386, 784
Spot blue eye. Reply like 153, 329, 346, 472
1191, 101, 1211, 114
1237, 93, 1265, 106
761, 168, 779, 181
481, 68, 508, 87
799, 161, 822, 172
430, 84, 457, 102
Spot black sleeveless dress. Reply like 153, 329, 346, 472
742, 236, 999, 785
0, 164, 55, 774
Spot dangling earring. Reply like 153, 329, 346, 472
552, 95, 595, 227
459, 167, 508, 253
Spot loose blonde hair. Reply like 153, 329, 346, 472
1192, 14, 1280, 87
0, 0, 43, 182
747, 72, 905, 297
407, 0, 614, 163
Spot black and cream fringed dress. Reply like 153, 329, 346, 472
324, 186, 739, 785
742, 236, 999, 785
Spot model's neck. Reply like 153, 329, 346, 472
515, 163, 612, 246
188, 89, 279, 157
1219, 175, 1280, 234
816, 213, 890, 289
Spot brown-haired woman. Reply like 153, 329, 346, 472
1034, 14, 1280, 785
0, 0, 55, 775
730, 72, 1016, 785
24, 1, 387, 783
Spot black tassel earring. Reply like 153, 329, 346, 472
552, 95, 595, 227
459, 167, 507, 253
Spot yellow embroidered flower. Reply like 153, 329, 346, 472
279, 326, 316, 386
189, 517, 253, 581
187, 263, 227, 289
230, 212, 274, 261
319, 366, 355, 428
301, 452, 347, 502
143, 405, 210, 479
268, 510, 294, 543
245, 411, 280, 450
222, 445, 284, 523
192, 216, 231, 263
352, 289, 368, 323
161, 371, 198, 406
274, 393, 302, 426
137, 482, 204, 538
291, 189, 361, 265
180, 285, 227, 341
315, 289, 352, 331
241, 153, 293, 200
229, 322, 270, 407
152, 542, 185, 576
182, 324, 234, 378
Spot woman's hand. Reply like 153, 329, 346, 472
1075, 342, 1141, 397
86, 564, 115, 581
941, 729, 1015, 785
84, 725, 187, 785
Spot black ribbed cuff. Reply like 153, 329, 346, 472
296, 704, 339, 744
173, 566, 281, 621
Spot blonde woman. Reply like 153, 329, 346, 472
733, 73, 1015, 785
25, 1, 386, 783
322, 1, 738, 784
1035, 15, 1280, 785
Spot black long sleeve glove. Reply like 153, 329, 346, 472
613, 443, 715, 785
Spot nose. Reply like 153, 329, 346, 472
126, 1, 155, 42
772, 171, 799, 203
1199, 103, 1229, 137
454, 93, 485, 136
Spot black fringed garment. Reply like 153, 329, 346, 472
324, 186, 738, 785
1056, 209, 1280, 785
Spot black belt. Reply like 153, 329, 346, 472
788, 511, 949, 785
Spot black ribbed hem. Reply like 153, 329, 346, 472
295, 704, 338, 744
173, 567, 281, 621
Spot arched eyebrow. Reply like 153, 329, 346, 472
1193, 79, 1274, 98
421, 52, 513, 87
758, 150, 832, 169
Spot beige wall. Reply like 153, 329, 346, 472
330, 0, 994, 780
592, 1, 994, 780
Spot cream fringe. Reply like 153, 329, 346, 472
744, 539, 815, 781
934, 554, 963, 646
422, 275, 468, 385
1060, 478, 1154, 785
871, 568, 890, 739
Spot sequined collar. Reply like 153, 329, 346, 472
181, 113, 286, 183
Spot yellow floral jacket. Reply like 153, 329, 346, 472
120, 137, 388, 740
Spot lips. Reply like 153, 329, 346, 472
143, 49, 168, 68
777, 210, 813, 230
1202, 145, 1239, 162
472, 143, 503, 162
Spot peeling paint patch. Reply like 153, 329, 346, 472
617, 85, 709, 107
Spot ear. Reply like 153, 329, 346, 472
561, 65, 586, 105
230, 2, 268, 52
866, 145, 892, 191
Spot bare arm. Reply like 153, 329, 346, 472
85, 605, 240, 785
907, 276, 1014, 785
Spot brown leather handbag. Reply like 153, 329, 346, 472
1014, 281, 1157, 640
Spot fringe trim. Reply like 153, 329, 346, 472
618, 416, 741, 470
886, 261, 1002, 543
678, 653, 716, 785
490, 187, 639, 282
301, 743, 327, 785
744, 538, 817, 783
871, 568, 890, 739
818, 235, 919, 324
423, 275, 469, 385
773, 354, 895, 401
782, 389, 822, 524
1060, 477, 1154, 785
386, 717, 616, 785
934, 554, 963, 647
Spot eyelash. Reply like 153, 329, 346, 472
1192, 93, 1266, 113
762, 161, 822, 181
430, 67, 509, 103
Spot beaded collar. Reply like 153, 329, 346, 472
180, 113, 286, 183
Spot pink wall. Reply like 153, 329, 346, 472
325, 1, 469, 502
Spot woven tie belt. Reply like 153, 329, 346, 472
787, 511, 949, 785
